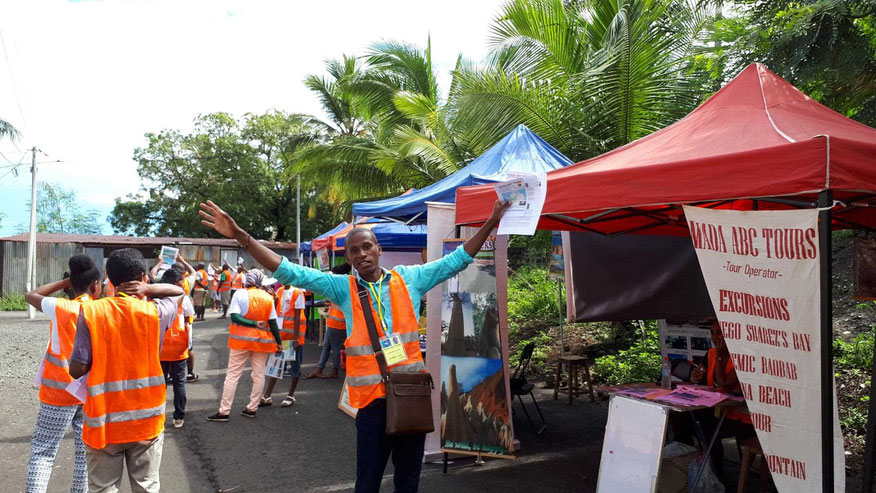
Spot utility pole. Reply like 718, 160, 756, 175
296, 175, 301, 263
25, 146, 38, 319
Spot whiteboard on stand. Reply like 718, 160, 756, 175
596, 395, 668, 493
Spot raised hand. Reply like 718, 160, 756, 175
118, 281, 148, 299
199, 201, 240, 239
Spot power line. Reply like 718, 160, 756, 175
0, 29, 28, 131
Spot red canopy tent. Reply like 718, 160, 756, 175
455, 63, 876, 491
455, 63, 876, 235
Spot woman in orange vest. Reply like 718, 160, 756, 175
207, 270, 282, 421
24, 254, 101, 493
260, 284, 307, 407
231, 265, 247, 299
217, 263, 233, 318
157, 268, 196, 429
199, 198, 508, 493
192, 263, 209, 321
68, 248, 184, 493
306, 263, 352, 379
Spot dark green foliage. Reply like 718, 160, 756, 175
0, 292, 27, 311
592, 321, 661, 385
18, 182, 103, 235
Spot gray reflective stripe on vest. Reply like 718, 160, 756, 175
280, 328, 302, 336
327, 314, 344, 322
346, 374, 384, 387
393, 361, 426, 373
229, 334, 276, 344
345, 344, 374, 357
84, 404, 165, 428
397, 331, 419, 344
87, 375, 165, 397
44, 352, 69, 368
41, 377, 69, 389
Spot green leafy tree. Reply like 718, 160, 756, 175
0, 117, 18, 141
110, 111, 336, 240
703, 0, 876, 125
17, 182, 103, 234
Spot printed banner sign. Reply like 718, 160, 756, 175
683, 206, 845, 492
440, 237, 514, 458
549, 231, 564, 280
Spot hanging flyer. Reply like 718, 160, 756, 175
493, 171, 546, 236
683, 206, 845, 492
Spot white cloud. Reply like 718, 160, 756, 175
0, 0, 503, 235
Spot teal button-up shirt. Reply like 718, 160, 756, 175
273, 246, 474, 338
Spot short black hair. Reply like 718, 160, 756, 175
195, 263, 205, 270
346, 227, 378, 244
106, 248, 147, 286
331, 263, 352, 275
68, 254, 100, 293
161, 267, 183, 285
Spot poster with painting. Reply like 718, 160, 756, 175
440, 238, 514, 458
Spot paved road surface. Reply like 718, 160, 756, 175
0, 310, 606, 492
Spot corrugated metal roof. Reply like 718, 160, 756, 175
0, 233, 296, 249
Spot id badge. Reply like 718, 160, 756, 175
380, 334, 408, 366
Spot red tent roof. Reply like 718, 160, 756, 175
455, 63, 876, 235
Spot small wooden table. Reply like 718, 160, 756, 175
553, 355, 595, 404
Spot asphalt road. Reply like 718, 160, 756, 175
0, 310, 608, 493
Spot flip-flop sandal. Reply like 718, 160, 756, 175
281, 396, 296, 407
259, 396, 272, 407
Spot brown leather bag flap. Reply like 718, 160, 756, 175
392, 383, 431, 397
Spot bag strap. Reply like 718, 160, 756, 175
357, 288, 390, 382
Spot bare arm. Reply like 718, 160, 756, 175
149, 260, 162, 282
118, 281, 184, 302
177, 254, 195, 275
200, 201, 284, 271
463, 200, 510, 257
70, 360, 89, 379
25, 279, 71, 310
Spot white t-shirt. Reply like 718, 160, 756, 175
41, 297, 61, 353
228, 288, 278, 320
180, 296, 195, 327
278, 287, 306, 326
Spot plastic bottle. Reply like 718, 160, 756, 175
661, 356, 671, 389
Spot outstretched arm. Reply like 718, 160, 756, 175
177, 253, 196, 275
149, 259, 162, 282
200, 201, 284, 271
463, 200, 510, 257
25, 279, 71, 310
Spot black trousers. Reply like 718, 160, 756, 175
161, 360, 187, 420
355, 399, 425, 493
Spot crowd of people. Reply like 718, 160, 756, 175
22, 197, 508, 493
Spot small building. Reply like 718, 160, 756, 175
0, 233, 298, 295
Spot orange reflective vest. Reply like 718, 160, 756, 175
274, 286, 285, 313
326, 302, 346, 331
232, 273, 245, 290
218, 269, 232, 292
159, 303, 189, 362
105, 279, 115, 298
40, 295, 92, 407
345, 272, 425, 409
228, 287, 276, 352
81, 296, 165, 449
194, 269, 208, 291
280, 288, 307, 344
211, 275, 219, 292
707, 348, 751, 423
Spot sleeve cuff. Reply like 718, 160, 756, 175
274, 257, 293, 284
455, 245, 474, 264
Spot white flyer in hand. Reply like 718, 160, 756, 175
160, 246, 179, 267
494, 171, 546, 235
265, 353, 285, 379
65, 374, 88, 402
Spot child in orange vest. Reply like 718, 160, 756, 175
260, 283, 306, 407
157, 268, 195, 428
68, 248, 184, 493
24, 255, 101, 493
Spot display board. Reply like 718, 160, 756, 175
658, 319, 712, 383
338, 378, 357, 419
596, 396, 667, 493
440, 237, 514, 458
684, 206, 846, 492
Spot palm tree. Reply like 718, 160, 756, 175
451, 0, 713, 161
0, 117, 19, 141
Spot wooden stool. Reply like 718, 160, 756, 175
737, 436, 769, 493
553, 355, 595, 404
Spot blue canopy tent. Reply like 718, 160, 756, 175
352, 124, 573, 223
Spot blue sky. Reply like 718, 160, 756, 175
0, 0, 502, 237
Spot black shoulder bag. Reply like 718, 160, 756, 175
357, 288, 434, 435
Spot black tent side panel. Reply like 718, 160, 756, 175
568, 232, 715, 322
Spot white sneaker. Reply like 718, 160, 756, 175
173, 419, 184, 428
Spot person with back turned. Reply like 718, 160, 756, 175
199, 199, 509, 493
68, 248, 185, 493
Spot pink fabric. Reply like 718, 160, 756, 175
219, 349, 268, 414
